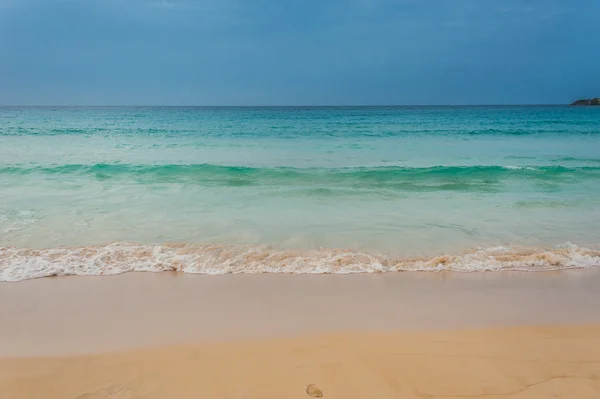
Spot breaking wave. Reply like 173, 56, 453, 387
1, 164, 599, 191
1, 242, 599, 282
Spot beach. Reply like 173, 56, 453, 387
2, 107, 600, 397
3, 0, 600, 394
2, 270, 600, 398
3, 325, 600, 399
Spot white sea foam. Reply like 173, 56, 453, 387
1, 242, 599, 282
503, 165, 541, 171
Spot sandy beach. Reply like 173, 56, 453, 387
3, 0, 600, 396
2, 270, 600, 398
2, 325, 600, 399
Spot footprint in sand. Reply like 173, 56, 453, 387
306, 384, 323, 397
75, 383, 136, 399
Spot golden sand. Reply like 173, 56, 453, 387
2, 324, 600, 399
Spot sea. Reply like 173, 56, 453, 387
1, 106, 599, 281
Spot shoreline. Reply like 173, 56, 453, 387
2, 241, 600, 282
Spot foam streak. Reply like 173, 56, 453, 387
1, 242, 599, 282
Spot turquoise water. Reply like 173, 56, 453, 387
1, 106, 600, 280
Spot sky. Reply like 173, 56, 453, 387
0, 0, 599, 105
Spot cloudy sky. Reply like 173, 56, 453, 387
0, 0, 598, 105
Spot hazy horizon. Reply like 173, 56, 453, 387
0, 103, 586, 108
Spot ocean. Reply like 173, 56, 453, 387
1, 106, 599, 281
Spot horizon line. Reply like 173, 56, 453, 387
0, 103, 572, 108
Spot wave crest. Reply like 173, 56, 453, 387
1, 164, 599, 192
1, 242, 599, 282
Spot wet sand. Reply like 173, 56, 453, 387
2, 269, 600, 356
2, 270, 600, 398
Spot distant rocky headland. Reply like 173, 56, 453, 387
571, 98, 600, 106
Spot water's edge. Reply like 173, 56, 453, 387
2, 241, 599, 282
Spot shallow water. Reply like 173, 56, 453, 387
1, 106, 600, 280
